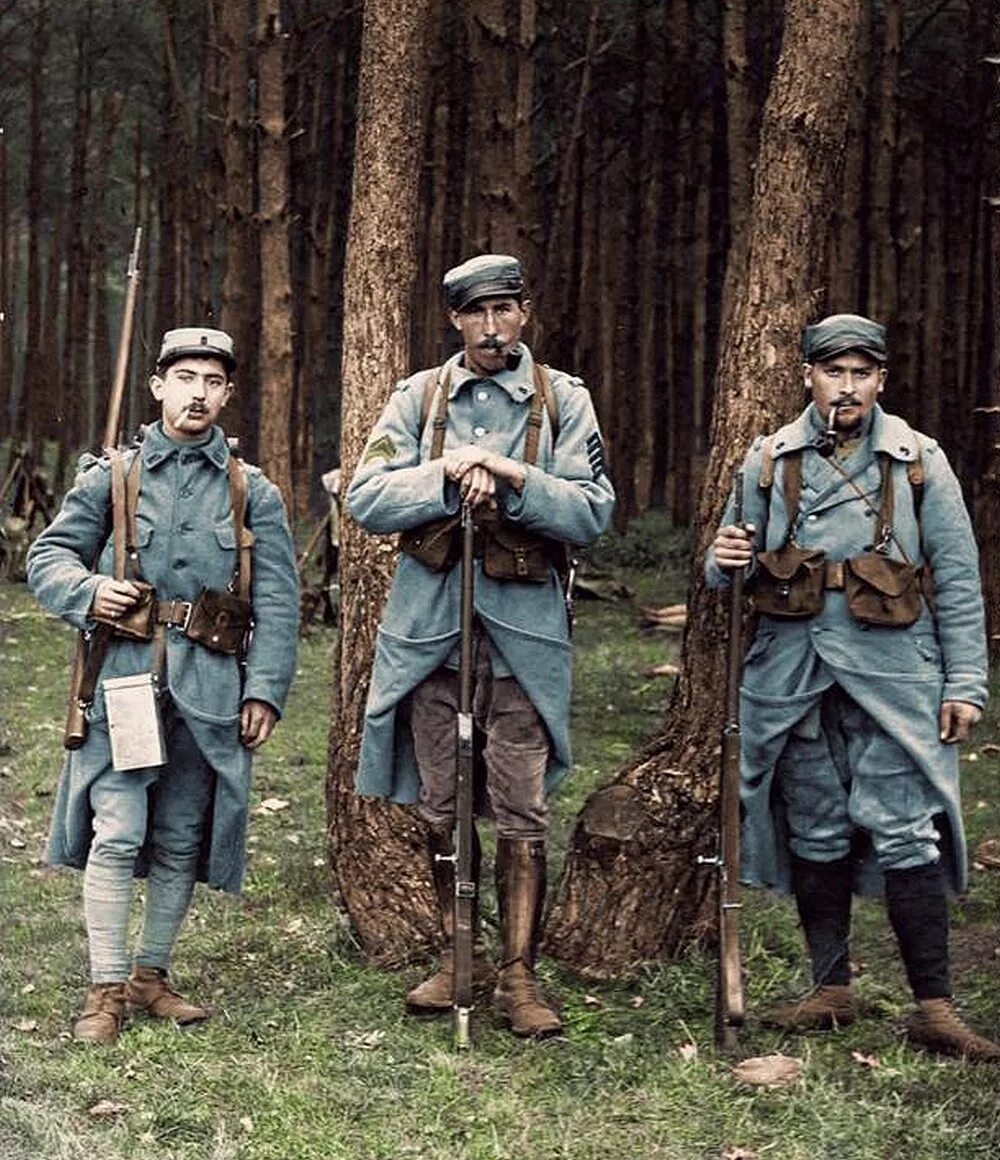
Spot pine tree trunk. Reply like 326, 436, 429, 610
0, 125, 10, 440
256, 0, 295, 518
545, 0, 864, 979
219, 0, 258, 458
19, 3, 47, 443
325, 0, 438, 965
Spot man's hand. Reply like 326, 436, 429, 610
712, 523, 756, 570
442, 447, 526, 502
939, 700, 981, 744
91, 578, 142, 620
241, 699, 278, 750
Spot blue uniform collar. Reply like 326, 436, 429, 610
140, 421, 231, 469
445, 344, 538, 405
770, 403, 920, 463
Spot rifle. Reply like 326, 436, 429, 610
702, 470, 746, 1050
451, 500, 476, 1049
63, 227, 143, 749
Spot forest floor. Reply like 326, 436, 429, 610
1, 514, 999, 1160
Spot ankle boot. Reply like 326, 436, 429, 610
905, 998, 1000, 1062
762, 984, 856, 1030
73, 982, 127, 1044
761, 855, 856, 1029
493, 837, 562, 1038
885, 863, 999, 1061
125, 966, 210, 1025
406, 825, 494, 1016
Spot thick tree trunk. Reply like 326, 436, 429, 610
219, 0, 258, 458
325, 0, 437, 966
0, 126, 9, 439
545, 0, 864, 979
19, 2, 47, 443
256, 0, 295, 518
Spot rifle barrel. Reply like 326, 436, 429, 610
103, 226, 142, 451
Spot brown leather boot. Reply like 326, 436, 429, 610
905, 998, 1000, 1062
73, 982, 127, 1044
760, 984, 856, 1030
406, 825, 495, 1016
493, 837, 562, 1039
125, 966, 210, 1025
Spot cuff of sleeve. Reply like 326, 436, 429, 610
942, 677, 987, 709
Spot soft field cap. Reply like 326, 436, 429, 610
443, 255, 524, 310
157, 327, 237, 372
801, 314, 887, 364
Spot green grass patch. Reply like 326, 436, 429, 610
2, 532, 1000, 1159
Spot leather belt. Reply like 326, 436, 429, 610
824, 561, 845, 590
155, 598, 194, 631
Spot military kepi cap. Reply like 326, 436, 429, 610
443, 254, 524, 310
157, 327, 237, 373
801, 313, 887, 364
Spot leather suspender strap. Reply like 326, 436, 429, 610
123, 452, 143, 580
779, 451, 803, 545
108, 449, 127, 582
429, 367, 451, 460
228, 456, 253, 602
522, 381, 545, 466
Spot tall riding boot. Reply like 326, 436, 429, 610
887, 863, 1000, 1062
763, 854, 856, 1030
493, 837, 562, 1038
406, 824, 494, 1016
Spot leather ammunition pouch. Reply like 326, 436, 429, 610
184, 588, 253, 655
482, 522, 553, 583
844, 554, 923, 628
91, 580, 157, 641
749, 545, 826, 619
399, 515, 462, 573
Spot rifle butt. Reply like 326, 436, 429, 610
62, 639, 88, 749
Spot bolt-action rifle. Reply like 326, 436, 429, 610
62, 227, 142, 749
702, 470, 746, 1050
450, 500, 477, 1049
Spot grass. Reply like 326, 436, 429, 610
2, 534, 1000, 1159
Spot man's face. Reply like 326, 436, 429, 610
804, 352, 886, 429
149, 357, 232, 441
449, 295, 530, 376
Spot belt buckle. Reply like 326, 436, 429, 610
171, 598, 193, 632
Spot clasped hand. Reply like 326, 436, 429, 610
712, 523, 757, 570
441, 447, 525, 508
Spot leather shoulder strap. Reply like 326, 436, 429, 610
228, 457, 253, 602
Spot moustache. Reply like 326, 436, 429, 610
186, 404, 209, 415
478, 337, 503, 351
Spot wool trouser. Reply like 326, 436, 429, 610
83, 709, 214, 983
410, 635, 550, 840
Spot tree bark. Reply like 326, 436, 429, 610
219, 0, 258, 458
325, 0, 437, 966
545, 0, 864, 979
256, 0, 295, 518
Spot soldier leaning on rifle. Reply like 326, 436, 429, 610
347, 255, 615, 1037
706, 312, 1000, 1062
27, 328, 299, 1044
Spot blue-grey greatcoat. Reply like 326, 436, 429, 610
347, 345, 615, 804
26, 422, 299, 893
705, 403, 987, 896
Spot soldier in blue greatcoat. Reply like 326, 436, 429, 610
27, 327, 299, 1044
706, 313, 999, 1061
348, 255, 615, 1037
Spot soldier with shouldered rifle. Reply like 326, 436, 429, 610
27, 327, 299, 1044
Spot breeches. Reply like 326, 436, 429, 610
777, 684, 940, 870
410, 636, 550, 840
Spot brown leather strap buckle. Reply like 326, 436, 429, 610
156, 598, 193, 631
824, 560, 845, 590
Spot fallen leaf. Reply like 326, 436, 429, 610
731, 1053, 803, 1088
678, 1041, 698, 1062
644, 663, 680, 678
343, 1029, 385, 1051
14, 1019, 38, 1032
851, 1050, 881, 1069
981, 743, 1000, 756
629, 995, 645, 1009
974, 839, 1000, 870
88, 1100, 128, 1118
254, 797, 290, 815
8, 837, 26, 849
582, 994, 605, 1007
722, 1147, 758, 1160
